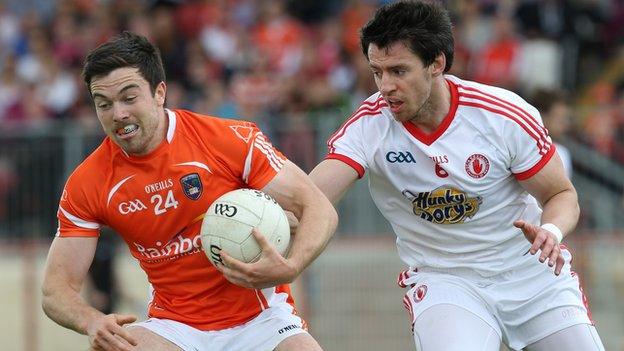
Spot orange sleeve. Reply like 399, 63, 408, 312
245, 131, 287, 189
56, 167, 102, 237
215, 121, 287, 189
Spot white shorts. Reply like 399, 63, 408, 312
130, 302, 307, 351
398, 247, 593, 350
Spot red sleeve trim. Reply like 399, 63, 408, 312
326, 153, 365, 178
514, 144, 556, 180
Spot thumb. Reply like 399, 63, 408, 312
115, 314, 138, 326
513, 220, 538, 241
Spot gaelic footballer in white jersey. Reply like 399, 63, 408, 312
327, 75, 554, 277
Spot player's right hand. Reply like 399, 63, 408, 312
217, 228, 299, 289
87, 314, 138, 351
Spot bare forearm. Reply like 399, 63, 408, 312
42, 285, 103, 334
287, 202, 338, 274
540, 188, 579, 237
309, 160, 358, 205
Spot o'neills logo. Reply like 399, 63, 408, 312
403, 186, 482, 224
133, 234, 202, 260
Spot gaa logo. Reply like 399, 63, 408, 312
214, 204, 237, 217
209, 244, 223, 265
118, 199, 148, 214
386, 151, 416, 163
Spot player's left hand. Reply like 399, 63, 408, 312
514, 220, 564, 275
215, 228, 298, 289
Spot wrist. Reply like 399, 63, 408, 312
541, 223, 563, 243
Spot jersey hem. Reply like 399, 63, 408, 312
513, 144, 556, 180
326, 153, 365, 178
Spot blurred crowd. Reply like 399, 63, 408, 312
0, 0, 623, 168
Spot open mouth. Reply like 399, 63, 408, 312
115, 124, 139, 139
387, 99, 404, 113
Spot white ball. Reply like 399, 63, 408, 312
200, 188, 290, 266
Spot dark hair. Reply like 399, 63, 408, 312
360, 0, 454, 72
82, 31, 166, 95
530, 88, 568, 114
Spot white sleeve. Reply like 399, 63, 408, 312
506, 105, 555, 180
326, 115, 368, 178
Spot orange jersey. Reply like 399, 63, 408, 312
57, 109, 296, 330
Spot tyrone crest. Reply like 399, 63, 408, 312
465, 154, 490, 178
180, 173, 202, 200
413, 285, 428, 302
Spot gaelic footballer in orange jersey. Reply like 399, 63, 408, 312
57, 109, 294, 330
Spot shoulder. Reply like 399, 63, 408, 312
328, 93, 391, 150
62, 139, 115, 210
68, 139, 114, 185
172, 109, 260, 145
449, 75, 539, 120
448, 75, 544, 138
333, 93, 391, 136
352, 92, 389, 121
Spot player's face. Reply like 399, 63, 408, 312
368, 42, 435, 123
90, 67, 166, 155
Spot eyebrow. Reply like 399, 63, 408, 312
370, 63, 408, 70
92, 84, 140, 100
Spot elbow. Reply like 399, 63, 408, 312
569, 186, 580, 222
328, 204, 339, 232
41, 281, 54, 315
41, 278, 61, 319
573, 201, 580, 223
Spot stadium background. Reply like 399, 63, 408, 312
0, 0, 623, 350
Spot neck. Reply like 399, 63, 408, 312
409, 77, 451, 134
134, 108, 168, 156
154, 108, 169, 146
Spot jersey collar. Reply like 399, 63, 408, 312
401, 79, 458, 146
165, 108, 177, 143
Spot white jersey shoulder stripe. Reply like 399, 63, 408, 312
458, 99, 552, 155
254, 139, 284, 172
328, 97, 387, 153
458, 96, 545, 145
242, 133, 284, 182
328, 96, 387, 145
456, 84, 548, 140
107, 175, 135, 206
58, 205, 101, 230
255, 134, 285, 171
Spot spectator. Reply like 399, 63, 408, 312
530, 88, 573, 178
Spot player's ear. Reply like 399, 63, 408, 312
155, 81, 166, 106
430, 53, 446, 77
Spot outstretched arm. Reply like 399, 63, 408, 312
42, 236, 137, 350
309, 159, 359, 205
516, 152, 579, 275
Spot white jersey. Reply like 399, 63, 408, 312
328, 75, 555, 276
